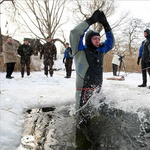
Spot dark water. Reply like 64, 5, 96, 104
75, 103, 150, 150
22, 102, 150, 150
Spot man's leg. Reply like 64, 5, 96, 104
112, 64, 117, 76
44, 59, 48, 76
26, 60, 31, 76
6, 63, 12, 78
49, 59, 54, 77
10, 63, 15, 77
65, 59, 69, 77
67, 59, 73, 77
138, 60, 147, 87
21, 60, 25, 78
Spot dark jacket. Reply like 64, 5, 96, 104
63, 47, 73, 59
18, 44, 33, 60
138, 40, 150, 61
40, 42, 57, 60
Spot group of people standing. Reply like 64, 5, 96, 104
2, 9, 150, 127
2, 36, 73, 79
3, 37, 34, 78
39, 36, 73, 78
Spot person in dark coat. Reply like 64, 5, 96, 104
40, 36, 57, 77
18, 38, 34, 78
137, 29, 150, 88
63, 43, 73, 78
70, 10, 115, 122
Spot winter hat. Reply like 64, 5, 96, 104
24, 38, 28, 41
144, 29, 150, 39
85, 30, 100, 50
46, 36, 50, 39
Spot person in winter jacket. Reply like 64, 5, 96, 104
112, 53, 121, 76
40, 36, 57, 77
18, 38, 33, 78
137, 29, 150, 88
70, 10, 115, 120
63, 43, 73, 78
3, 37, 17, 79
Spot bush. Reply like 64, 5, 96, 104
103, 51, 141, 73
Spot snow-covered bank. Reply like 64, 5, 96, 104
0, 70, 150, 149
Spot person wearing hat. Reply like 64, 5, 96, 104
40, 36, 57, 77
137, 29, 150, 89
3, 37, 17, 79
70, 10, 115, 122
18, 38, 33, 78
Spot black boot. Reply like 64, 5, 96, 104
6, 76, 13, 79
138, 84, 147, 87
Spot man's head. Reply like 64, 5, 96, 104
24, 38, 29, 45
144, 29, 150, 39
65, 42, 69, 48
46, 36, 51, 42
85, 30, 100, 50
7, 37, 13, 44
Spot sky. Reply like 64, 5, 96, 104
115, 0, 150, 23
0, 55, 150, 149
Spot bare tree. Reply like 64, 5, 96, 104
0, 0, 15, 53
69, 0, 128, 34
1, 0, 68, 45
0, 0, 14, 5
144, 22, 150, 30
122, 18, 145, 56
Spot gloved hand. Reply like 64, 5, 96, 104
98, 11, 111, 32
137, 57, 141, 65
86, 9, 101, 26
63, 58, 65, 63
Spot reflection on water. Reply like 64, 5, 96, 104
19, 103, 150, 150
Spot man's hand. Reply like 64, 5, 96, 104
98, 11, 111, 32
63, 58, 65, 64
13, 53, 17, 56
86, 9, 101, 25
137, 57, 141, 65
98, 11, 107, 26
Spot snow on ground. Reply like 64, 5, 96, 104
0, 64, 150, 149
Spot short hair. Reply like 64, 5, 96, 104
65, 42, 69, 45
